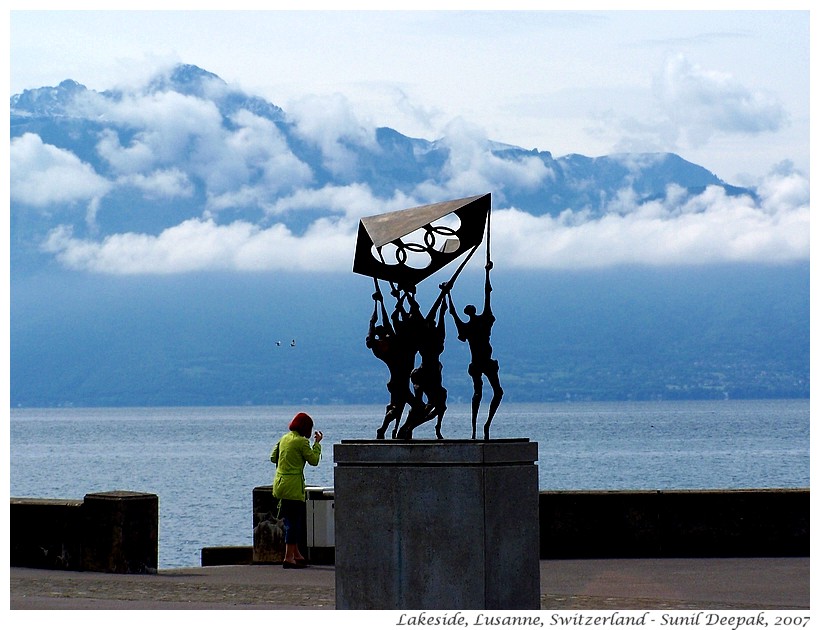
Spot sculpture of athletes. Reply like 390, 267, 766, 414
353, 193, 503, 440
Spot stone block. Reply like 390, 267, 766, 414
334, 439, 540, 610
81, 491, 158, 573
10, 498, 85, 570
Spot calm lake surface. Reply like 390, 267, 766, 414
10, 399, 809, 568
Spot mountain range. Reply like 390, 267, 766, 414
9, 64, 808, 408
10, 64, 754, 268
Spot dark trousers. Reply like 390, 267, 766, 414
279, 498, 306, 545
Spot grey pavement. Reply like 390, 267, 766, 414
9, 557, 809, 610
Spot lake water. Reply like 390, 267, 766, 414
10, 399, 809, 569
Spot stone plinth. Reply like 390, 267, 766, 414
333, 439, 540, 610
81, 491, 158, 573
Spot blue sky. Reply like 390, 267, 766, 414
9, 8, 809, 183
6, 6, 812, 275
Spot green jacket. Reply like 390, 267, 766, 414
270, 430, 322, 501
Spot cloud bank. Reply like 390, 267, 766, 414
494, 169, 808, 269
40, 167, 807, 275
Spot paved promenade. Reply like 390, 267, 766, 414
10, 557, 809, 610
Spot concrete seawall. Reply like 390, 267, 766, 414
248, 487, 808, 564
10, 491, 159, 573
10, 487, 808, 574
538, 488, 808, 558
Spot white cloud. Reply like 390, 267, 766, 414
288, 93, 378, 179
91, 91, 314, 213
10, 133, 112, 207
599, 54, 791, 158
36, 183, 413, 275
11, 11, 808, 183
491, 171, 808, 269
38, 167, 808, 275
754, 161, 809, 212
86, 90, 225, 172
413, 117, 553, 204
41, 217, 356, 275
654, 54, 789, 147
266, 183, 418, 222
117, 169, 194, 199
390, 86, 446, 138
95, 129, 156, 175
204, 110, 314, 213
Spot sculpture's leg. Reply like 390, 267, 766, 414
466, 361, 487, 439
398, 388, 443, 439
391, 416, 400, 439
482, 374, 504, 440
433, 387, 447, 439
392, 400, 410, 439
377, 404, 397, 439
396, 403, 421, 439
398, 376, 423, 439
434, 410, 445, 439
470, 377, 483, 440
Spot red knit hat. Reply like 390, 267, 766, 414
289, 412, 314, 437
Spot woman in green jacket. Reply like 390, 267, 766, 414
270, 412, 323, 568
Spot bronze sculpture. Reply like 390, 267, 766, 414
354, 193, 501, 439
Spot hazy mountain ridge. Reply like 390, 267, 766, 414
10, 264, 809, 407
10, 64, 754, 267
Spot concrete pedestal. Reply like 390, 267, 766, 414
333, 439, 540, 610
81, 491, 158, 574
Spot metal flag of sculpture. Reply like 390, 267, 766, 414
352, 193, 490, 289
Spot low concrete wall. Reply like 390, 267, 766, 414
14, 487, 804, 572
9, 498, 85, 570
10, 491, 158, 573
539, 489, 809, 558
242, 487, 808, 566
201, 546, 253, 566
